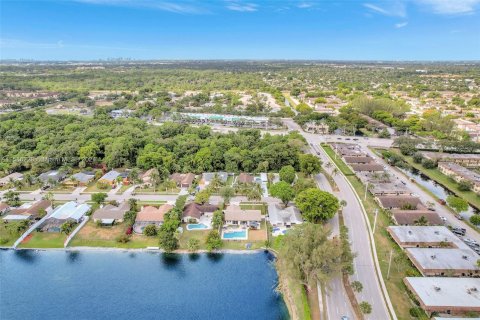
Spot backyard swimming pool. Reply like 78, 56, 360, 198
222, 230, 248, 240
186, 223, 209, 230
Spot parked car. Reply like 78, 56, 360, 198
438, 199, 446, 205
440, 216, 447, 222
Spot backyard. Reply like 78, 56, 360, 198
19, 231, 66, 248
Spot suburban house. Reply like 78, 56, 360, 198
40, 201, 90, 232
182, 202, 219, 223
391, 209, 443, 226
304, 121, 329, 134
268, 204, 303, 227
224, 205, 262, 228
141, 169, 155, 186
170, 173, 196, 188
9, 200, 53, 220
376, 195, 422, 210
38, 170, 67, 185
98, 170, 121, 186
0, 172, 24, 187
236, 172, 254, 184
387, 226, 468, 249
64, 172, 95, 187
404, 277, 480, 316
349, 164, 385, 173
92, 201, 130, 224
405, 247, 479, 277
133, 204, 173, 233
331, 143, 366, 157
201, 172, 228, 186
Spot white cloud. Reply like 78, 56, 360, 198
416, 0, 480, 15
297, 2, 313, 9
225, 2, 258, 12
363, 2, 407, 17
74, 0, 209, 14
395, 21, 408, 28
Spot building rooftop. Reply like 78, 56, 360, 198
71, 172, 95, 183
224, 205, 262, 222
99, 170, 121, 182
391, 210, 443, 226
404, 277, 480, 309
422, 151, 480, 161
387, 226, 468, 249
268, 203, 303, 225
406, 247, 479, 273
370, 182, 410, 195
49, 201, 90, 221
350, 164, 384, 172
0, 172, 24, 184
202, 172, 228, 183
135, 204, 173, 223
377, 195, 422, 209
92, 202, 130, 221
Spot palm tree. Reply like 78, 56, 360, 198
150, 169, 161, 192
70, 176, 78, 187
43, 192, 55, 208
24, 173, 35, 187
414, 216, 429, 226
332, 168, 338, 177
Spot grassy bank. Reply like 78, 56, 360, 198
321, 144, 355, 176
321, 144, 426, 320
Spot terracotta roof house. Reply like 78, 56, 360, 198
377, 195, 422, 210
391, 209, 443, 226
170, 173, 195, 188
92, 202, 130, 224
237, 173, 254, 184
182, 202, 218, 223
224, 205, 262, 228
0, 172, 24, 187
10, 200, 53, 219
133, 204, 173, 233
141, 169, 156, 186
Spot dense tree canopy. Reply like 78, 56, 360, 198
295, 188, 339, 223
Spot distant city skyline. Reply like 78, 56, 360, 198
1, 0, 479, 61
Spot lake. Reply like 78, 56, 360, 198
0, 250, 289, 320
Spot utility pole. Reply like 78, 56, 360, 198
387, 249, 394, 280
373, 209, 378, 233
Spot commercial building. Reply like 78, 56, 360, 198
377, 195, 422, 210
387, 226, 468, 249
422, 152, 480, 168
406, 247, 480, 277
404, 277, 480, 316
438, 162, 480, 194
391, 210, 443, 226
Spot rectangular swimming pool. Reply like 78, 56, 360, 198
186, 223, 209, 230
222, 230, 248, 240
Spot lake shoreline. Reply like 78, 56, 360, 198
0, 245, 271, 255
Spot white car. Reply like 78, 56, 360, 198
440, 216, 447, 222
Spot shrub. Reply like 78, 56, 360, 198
421, 159, 437, 169
409, 307, 425, 318
143, 224, 158, 236
359, 301, 372, 314
470, 215, 480, 225
116, 234, 130, 243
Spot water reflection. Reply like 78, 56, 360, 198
161, 253, 182, 268
206, 252, 224, 263
66, 251, 81, 264
188, 253, 201, 261
13, 249, 38, 264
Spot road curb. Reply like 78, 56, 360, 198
321, 144, 397, 320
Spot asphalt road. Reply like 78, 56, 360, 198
282, 118, 392, 319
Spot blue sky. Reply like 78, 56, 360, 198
1, 0, 479, 60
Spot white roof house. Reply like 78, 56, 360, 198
387, 226, 468, 249
49, 201, 90, 222
268, 204, 303, 227
404, 277, 480, 315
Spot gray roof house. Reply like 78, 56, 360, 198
268, 204, 303, 227
202, 172, 228, 184
38, 170, 67, 185
92, 202, 130, 224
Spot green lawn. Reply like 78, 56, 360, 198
0, 222, 24, 247
19, 231, 66, 248
226, 175, 234, 186
321, 144, 355, 176
322, 145, 425, 320
134, 187, 179, 195
82, 183, 111, 193
178, 228, 209, 250
389, 148, 480, 210
16, 185, 41, 192
116, 184, 132, 195
239, 202, 267, 214
50, 185, 76, 193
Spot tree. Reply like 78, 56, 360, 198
277, 223, 348, 290
269, 181, 295, 207
211, 210, 224, 230
91, 192, 108, 204
188, 238, 200, 252
470, 215, 480, 225
61, 220, 77, 235
421, 159, 437, 169
412, 152, 423, 164
149, 168, 161, 192
143, 224, 158, 236
295, 188, 339, 223
3, 190, 20, 206
158, 230, 178, 252
195, 189, 211, 204
219, 186, 235, 205
414, 215, 429, 226
279, 165, 296, 184
447, 195, 468, 213
299, 154, 322, 176
206, 230, 223, 251
43, 191, 55, 208
351, 281, 363, 293
359, 301, 372, 314
246, 184, 262, 201
458, 180, 473, 192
